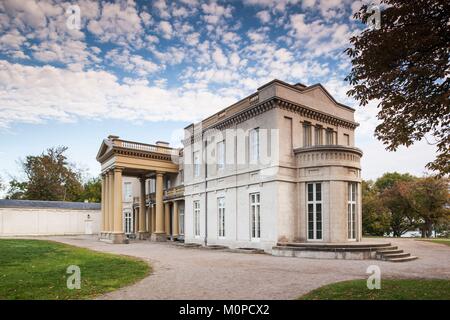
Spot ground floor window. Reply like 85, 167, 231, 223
124, 210, 133, 235
250, 193, 261, 240
193, 201, 200, 237
218, 197, 225, 238
307, 183, 322, 240
179, 207, 185, 235
348, 183, 357, 240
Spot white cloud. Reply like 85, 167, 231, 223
212, 47, 228, 67
256, 10, 271, 23
105, 49, 160, 76
0, 60, 237, 127
157, 20, 173, 39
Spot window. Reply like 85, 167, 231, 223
315, 126, 323, 145
249, 128, 259, 163
179, 169, 184, 184
348, 183, 357, 240
124, 210, 133, 235
250, 193, 261, 240
217, 140, 225, 171
344, 134, 350, 146
218, 197, 225, 238
193, 151, 200, 177
326, 129, 334, 145
123, 182, 132, 202
303, 123, 312, 147
179, 207, 185, 235
193, 201, 200, 237
307, 183, 322, 240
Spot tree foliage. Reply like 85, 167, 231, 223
408, 177, 449, 237
5, 146, 101, 203
346, 0, 450, 176
362, 172, 449, 238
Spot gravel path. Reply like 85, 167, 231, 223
45, 236, 450, 300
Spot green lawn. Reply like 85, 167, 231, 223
299, 279, 450, 300
419, 239, 450, 247
0, 239, 150, 300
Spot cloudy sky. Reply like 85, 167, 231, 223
0, 0, 437, 189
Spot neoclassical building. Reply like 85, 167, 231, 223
97, 79, 363, 252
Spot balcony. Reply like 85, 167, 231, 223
133, 186, 185, 206
294, 145, 363, 169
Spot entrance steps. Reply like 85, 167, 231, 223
375, 246, 418, 262
272, 242, 418, 262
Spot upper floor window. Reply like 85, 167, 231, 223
249, 128, 259, 163
217, 140, 225, 171
303, 122, 312, 147
123, 182, 133, 202
315, 126, 323, 145
326, 129, 335, 145
179, 169, 184, 184
193, 151, 200, 177
344, 134, 350, 146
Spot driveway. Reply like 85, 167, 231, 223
46, 236, 450, 300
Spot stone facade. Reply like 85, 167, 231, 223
97, 79, 362, 252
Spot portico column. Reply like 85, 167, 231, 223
172, 200, 179, 240
112, 167, 126, 243
164, 202, 170, 237
108, 170, 114, 232
151, 172, 166, 241
151, 204, 156, 233
101, 174, 106, 234
138, 177, 148, 239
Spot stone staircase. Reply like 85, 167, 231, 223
375, 245, 418, 262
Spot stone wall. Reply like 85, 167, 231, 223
0, 200, 101, 236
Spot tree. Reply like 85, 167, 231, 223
80, 177, 102, 203
7, 146, 84, 201
345, 0, 450, 176
374, 172, 415, 192
0, 176, 4, 191
408, 177, 449, 237
362, 180, 391, 236
381, 181, 417, 237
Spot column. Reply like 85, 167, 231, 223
134, 207, 139, 235
112, 167, 125, 243
108, 170, 114, 232
151, 204, 156, 233
164, 202, 170, 237
172, 200, 179, 240
138, 177, 148, 239
147, 206, 152, 235
102, 173, 108, 234
151, 172, 166, 241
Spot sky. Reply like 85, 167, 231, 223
0, 0, 437, 193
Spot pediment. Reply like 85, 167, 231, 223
96, 139, 113, 161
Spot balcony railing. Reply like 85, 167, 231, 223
114, 139, 180, 156
133, 186, 185, 205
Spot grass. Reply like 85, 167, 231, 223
419, 239, 450, 247
0, 239, 150, 300
299, 279, 450, 300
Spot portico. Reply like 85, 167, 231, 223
96, 135, 181, 243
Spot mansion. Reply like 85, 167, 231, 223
96, 79, 363, 252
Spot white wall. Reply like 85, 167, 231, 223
0, 208, 101, 236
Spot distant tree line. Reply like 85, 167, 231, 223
363, 173, 449, 238
4, 146, 101, 203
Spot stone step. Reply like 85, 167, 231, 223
376, 248, 402, 254
387, 256, 418, 263
381, 252, 411, 259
